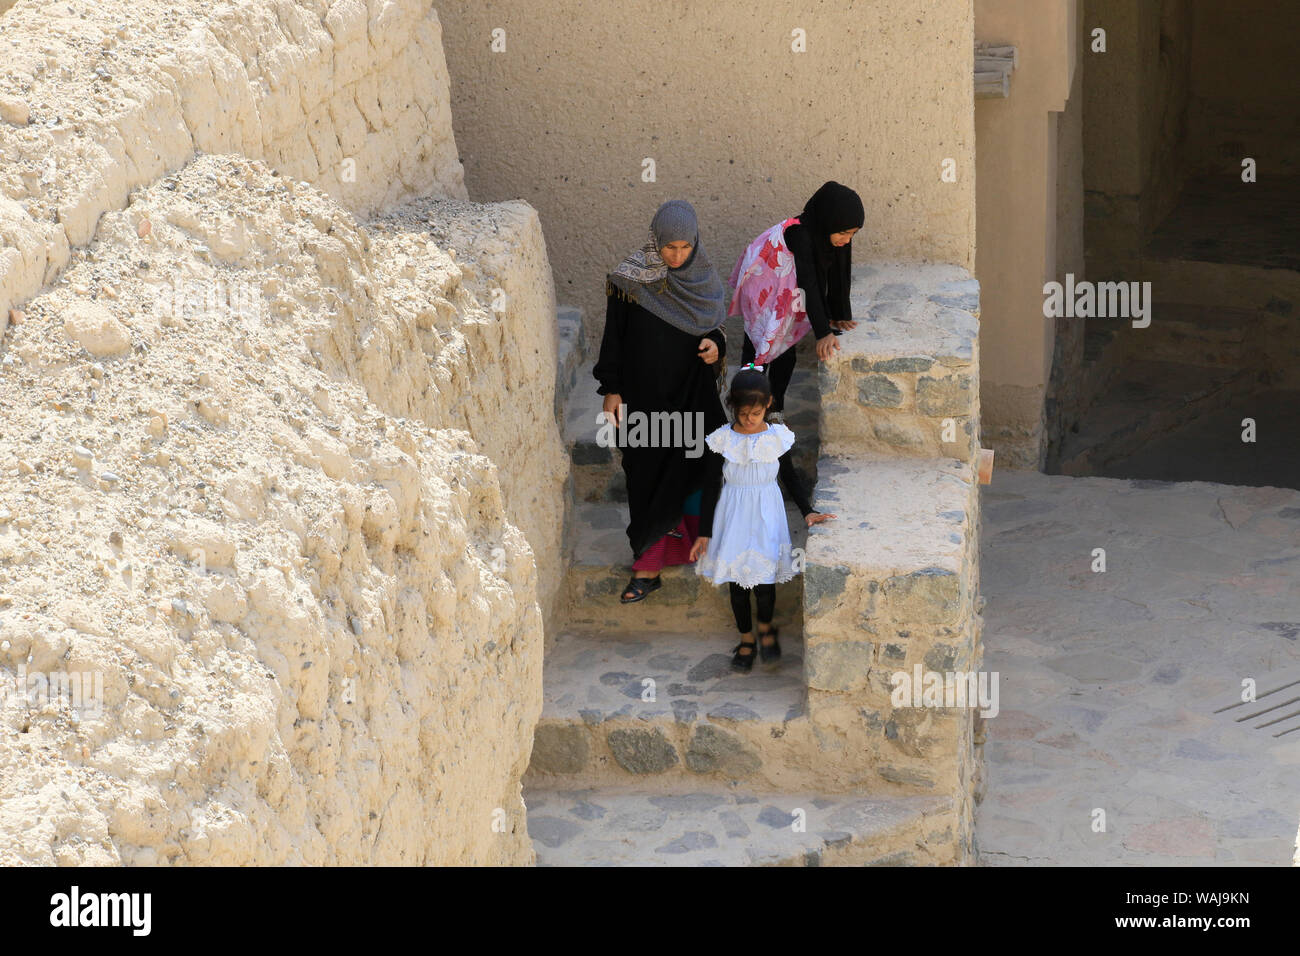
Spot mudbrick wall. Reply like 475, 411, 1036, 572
0, 0, 565, 865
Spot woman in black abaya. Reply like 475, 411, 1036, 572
594, 200, 729, 604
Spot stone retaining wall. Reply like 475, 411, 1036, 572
803, 263, 984, 863
819, 265, 980, 467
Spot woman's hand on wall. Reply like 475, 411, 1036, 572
815, 333, 840, 361
806, 511, 836, 527
602, 392, 624, 427
697, 338, 719, 365
830, 319, 857, 332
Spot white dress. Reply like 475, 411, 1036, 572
695, 422, 799, 588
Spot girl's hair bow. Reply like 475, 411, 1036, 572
740, 362, 765, 372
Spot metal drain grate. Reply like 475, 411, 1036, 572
1212, 667, 1300, 738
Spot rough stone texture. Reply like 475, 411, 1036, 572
805, 641, 876, 693
530, 724, 589, 776
820, 265, 980, 466
0, 0, 576, 866
0, 0, 467, 336
684, 724, 762, 777
803, 263, 984, 865
362, 197, 567, 623
607, 728, 678, 774
801, 455, 980, 800
0, 100, 560, 873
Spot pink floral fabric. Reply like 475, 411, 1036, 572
727, 217, 810, 364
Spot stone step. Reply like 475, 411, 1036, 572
564, 360, 823, 504
1057, 359, 1256, 475
526, 628, 814, 790
525, 785, 958, 866
1109, 302, 1257, 370
559, 499, 807, 633
1088, 253, 1300, 315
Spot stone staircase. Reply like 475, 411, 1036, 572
1059, 298, 1277, 476
1060, 208, 1300, 479
527, 265, 984, 865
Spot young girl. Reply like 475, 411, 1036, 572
689, 367, 836, 671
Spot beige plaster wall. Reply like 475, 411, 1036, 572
438, 1, 976, 329
975, 0, 1079, 469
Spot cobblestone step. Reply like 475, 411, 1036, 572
525, 786, 956, 866
559, 499, 806, 633
526, 628, 815, 790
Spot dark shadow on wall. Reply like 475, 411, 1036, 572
1050, 0, 1300, 490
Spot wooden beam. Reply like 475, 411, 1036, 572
974, 43, 1016, 98
975, 70, 1009, 98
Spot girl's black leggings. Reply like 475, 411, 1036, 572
728, 582, 775, 634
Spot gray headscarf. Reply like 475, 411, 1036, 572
608, 200, 727, 336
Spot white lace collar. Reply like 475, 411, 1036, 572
705, 422, 796, 463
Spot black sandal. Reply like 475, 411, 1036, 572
758, 624, 781, 664
731, 639, 757, 673
620, 575, 661, 604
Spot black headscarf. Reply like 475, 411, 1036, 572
798, 181, 864, 325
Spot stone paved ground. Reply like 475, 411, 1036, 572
541, 629, 805, 725
528, 789, 951, 866
976, 470, 1300, 865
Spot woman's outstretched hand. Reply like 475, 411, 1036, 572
689, 536, 710, 561
815, 333, 839, 361
830, 319, 858, 332
698, 338, 719, 365
806, 511, 836, 527
602, 393, 624, 427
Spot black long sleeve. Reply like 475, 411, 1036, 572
593, 292, 628, 396
698, 445, 724, 537
777, 450, 815, 517
708, 327, 726, 365
785, 226, 833, 339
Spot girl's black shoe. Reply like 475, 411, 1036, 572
758, 624, 781, 664
731, 639, 757, 672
